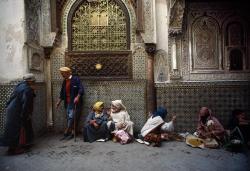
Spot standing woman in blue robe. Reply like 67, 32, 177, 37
1, 73, 36, 155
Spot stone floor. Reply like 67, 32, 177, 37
0, 133, 249, 171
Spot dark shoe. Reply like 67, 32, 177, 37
24, 143, 34, 149
23, 146, 32, 152
14, 148, 25, 155
152, 142, 161, 147
7, 147, 25, 155
60, 135, 68, 141
6, 148, 15, 155
65, 134, 74, 140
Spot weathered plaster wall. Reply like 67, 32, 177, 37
0, 0, 27, 82
0, 0, 48, 137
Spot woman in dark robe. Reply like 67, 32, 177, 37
0, 73, 36, 155
228, 109, 250, 145
83, 101, 111, 143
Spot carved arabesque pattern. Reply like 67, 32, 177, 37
154, 50, 168, 82
61, 0, 136, 44
169, 0, 185, 29
192, 16, 219, 70
66, 51, 132, 79
71, 0, 128, 51
143, 0, 155, 43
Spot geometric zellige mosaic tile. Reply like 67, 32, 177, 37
156, 81, 250, 133
52, 80, 147, 134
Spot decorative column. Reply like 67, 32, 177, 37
168, 0, 185, 80
169, 35, 182, 79
145, 43, 157, 114
40, 0, 56, 128
44, 47, 53, 128
141, 0, 157, 114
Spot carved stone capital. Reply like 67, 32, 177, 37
43, 47, 53, 59
145, 43, 156, 55
168, 28, 183, 37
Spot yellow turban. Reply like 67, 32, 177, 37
93, 101, 104, 112
59, 67, 71, 72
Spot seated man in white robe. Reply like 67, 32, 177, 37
108, 100, 134, 136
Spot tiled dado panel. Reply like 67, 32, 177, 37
0, 84, 15, 136
0, 83, 47, 137
52, 80, 147, 134
156, 81, 250, 133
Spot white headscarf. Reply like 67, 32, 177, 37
23, 73, 36, 82
111, 100, 126, 111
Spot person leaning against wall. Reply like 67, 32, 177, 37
0, 73, 36, 155
56, 67, 84, 140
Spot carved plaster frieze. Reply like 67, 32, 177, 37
168, 28, 183, 37
183, 1, 250, 81
187, 2, 245, 29
154, 50, 168, 82
141, 0, 156, 43
169, 0, 185, 36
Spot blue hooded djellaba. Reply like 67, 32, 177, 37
0, 81, 35, 147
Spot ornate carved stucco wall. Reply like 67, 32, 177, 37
51, 0, 148, 133
155, 0, 250, 132
182, 1, 250, 81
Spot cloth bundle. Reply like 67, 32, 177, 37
114, 130, 132, 144
186, 134, 219, 149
